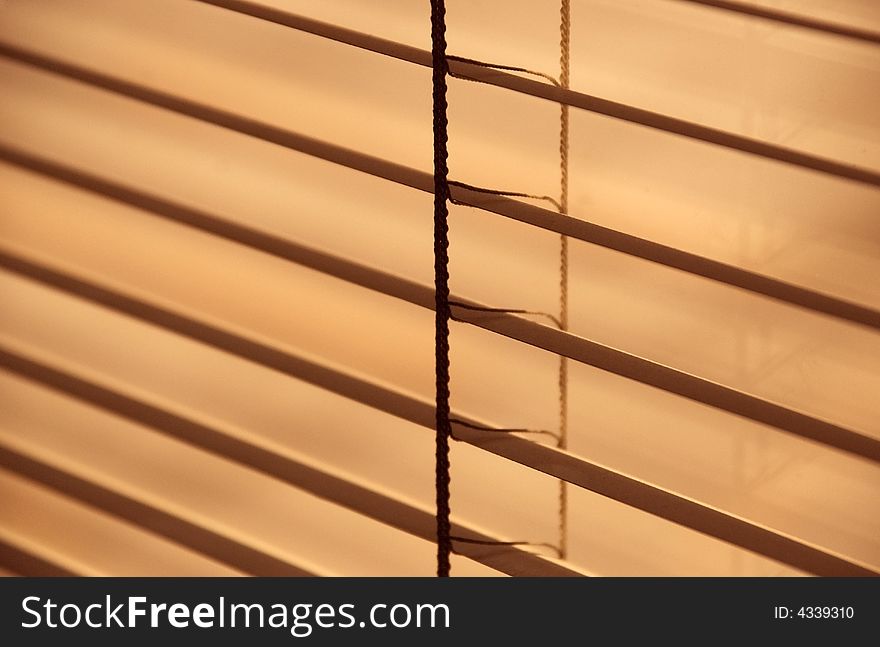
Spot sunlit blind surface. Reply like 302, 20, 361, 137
1, 0, 879, 576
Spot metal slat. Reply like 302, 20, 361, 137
0, 252, 873, 576
0, 346, 581, 578
0, 441, 314, 577
1, 174, 877, 465
0, 532, 81, 576
191, 0, 880, 187
3, 130, 880, 337
2, 52, 878, 330
671, 0, 880, 44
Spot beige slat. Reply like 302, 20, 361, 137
0, 441, 314, 577
193, 0, 880, 187
0, 249, 872, 576
0, 345, 580, 578
1, 48, 878, 332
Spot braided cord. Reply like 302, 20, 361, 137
430, 0, 452, 578
557, 0, 571, 561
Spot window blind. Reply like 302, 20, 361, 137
0, 0, 878, 576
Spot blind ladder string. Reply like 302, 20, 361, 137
557, 0, 572, 563
430, 0, 452, 578
433, 2, 574, 569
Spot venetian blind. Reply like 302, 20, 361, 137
1, 0, 879, 576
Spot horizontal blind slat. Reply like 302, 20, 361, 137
3, 133, 878, 334
191, 0, 880, 187
0, 531, 81, 576
0, 250, 871, 575
0, 345, 579, 578
1, 170, 876, 464
0, 442, 315, 577
671, 0, 880, 43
